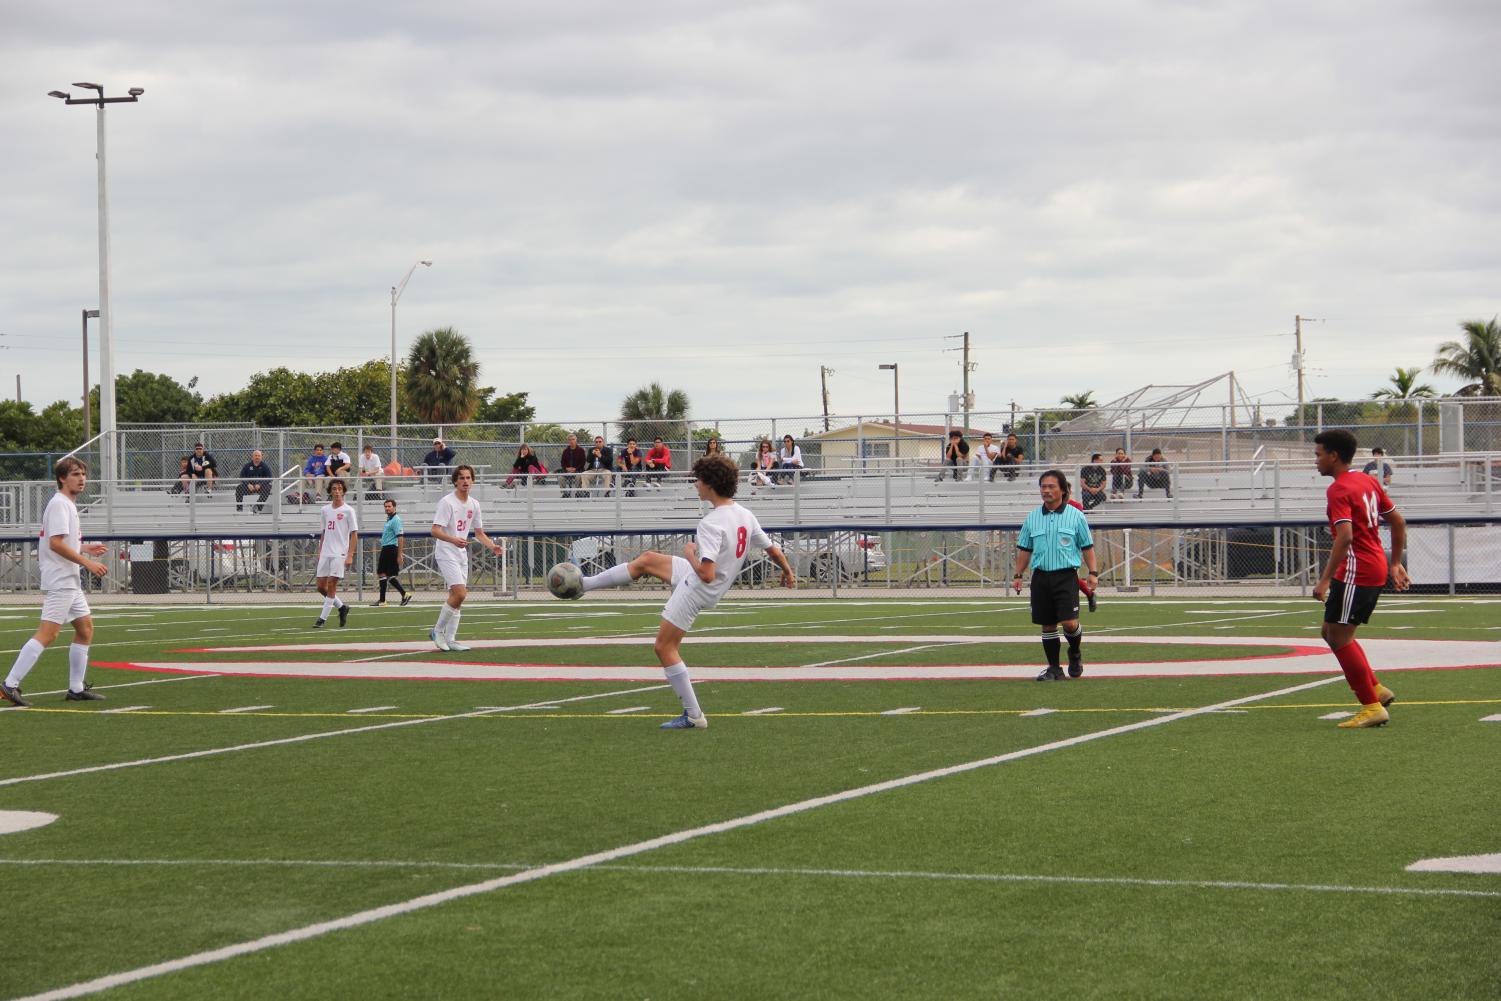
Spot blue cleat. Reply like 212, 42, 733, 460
659, 711, 708, 730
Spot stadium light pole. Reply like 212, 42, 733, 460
390, 260, 432, 452
82, 308, 100, 438
50, 83, 144, 483
879, 363, 900, 462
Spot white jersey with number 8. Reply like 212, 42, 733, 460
692, 502, 773, 603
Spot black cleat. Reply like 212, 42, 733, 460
399, 594, 412, 607
65, 684, 106, 702
313, 618, 326, 628
1, 682, 31, 708
1035, 667, 1067, 681
338, 604, 349, 627
1067, 649, 1084, 679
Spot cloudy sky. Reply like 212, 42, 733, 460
3, 0, 1498, 427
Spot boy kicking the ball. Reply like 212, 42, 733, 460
577, 454, 795, 729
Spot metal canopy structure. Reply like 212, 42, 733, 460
1050, 372, 1260, 433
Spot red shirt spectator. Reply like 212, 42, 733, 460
645, 438, 672, 472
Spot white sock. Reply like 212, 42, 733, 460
333, 595, 345, 610
6, 638, 46, 688
583, 563, 634, 592
320, 597, 336, 621
434, 604, 455, 638
664, 662, 702, 717
445, 608, 462, 643
68, 644, 90, 692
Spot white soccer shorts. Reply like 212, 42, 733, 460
315, 554, 348, 580
41, 588, 91, 625
435, 550, 469, 589
661, 556, 717, 631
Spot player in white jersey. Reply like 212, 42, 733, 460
2, 457, 111, 707
577, 454, 795, 729
429, 465, 504, 652
312, 479, 358, 628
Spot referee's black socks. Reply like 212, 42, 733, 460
1064, 625, 1083, 653
1041, 631, 1062, 670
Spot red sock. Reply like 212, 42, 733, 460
1333, 642, 1378, 705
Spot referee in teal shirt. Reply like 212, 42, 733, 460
374, 498, 410, 607
1013, 470, 1097, 680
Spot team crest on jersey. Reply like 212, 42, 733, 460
337, 513, 345, 520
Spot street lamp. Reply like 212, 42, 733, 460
390, 260, 432, 451
878, 363, 900, 461
50, 83, 144, 483
82, 308, 100, 437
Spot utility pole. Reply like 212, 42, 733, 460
944, 331, 977, 430
819, 366, 834, 431
1293, 314, 1319, 410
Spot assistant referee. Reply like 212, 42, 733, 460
1013, 469, 1097, 681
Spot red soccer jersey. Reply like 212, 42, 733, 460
1325, 470, 1395, 586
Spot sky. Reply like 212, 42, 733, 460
3, 0, 1499, 428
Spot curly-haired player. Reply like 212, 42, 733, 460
577, 454, 795, 729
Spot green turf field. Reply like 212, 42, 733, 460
1, 596, 1498, 1000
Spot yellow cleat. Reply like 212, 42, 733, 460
1337, 703, 1390, 729
1375, 683, 1396, 707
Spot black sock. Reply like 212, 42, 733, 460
378, 579, 388, 602
1041, 632, 1061, 670
391, 579, 406, 597
1065, 625, 1082, 654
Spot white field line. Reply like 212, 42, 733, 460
0, 685, 669, 790
345, 706, 398, 714
1481, 714, 1501, 723
743, 707, 785, 715
13, 675, 1345, 1001
98, 706, 151, 714
3, 857, 1494, 900
605, 706, 652, 715
22, 674, 218, 699
218, 706, 274, 714
802, 643, 953, 669
881, 707, 922, 715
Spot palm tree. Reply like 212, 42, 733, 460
1059, 391, 1097, 412
404, 327, 481, 424
1432, 317, 1501, 396
619, 382, 690, 446
1370, 366, 1436, 401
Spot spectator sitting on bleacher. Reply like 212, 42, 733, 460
617, 439, 643, 495
188, 443, 219, 494
582, 436, 614, 496
326, 442, 352, 485
997, 433, 1026, 480
775, 434, 804, 483
940, 430, 969, 482
644, 437, 672, 484
507, 444, 545, 488
237, 450, 273, 513
1080, 454, 1108, 510
1109, 447, 1133, 497
1136, 448, 1172, 498
303, 444, 328, 500
359, 444, 384, 498
974, 432, 1003, 481
750, 439, 776, 487
168, 456, 192, 496
1361, 447, 1394, 486
558, 433, 587, 497
422, 438, 456, 482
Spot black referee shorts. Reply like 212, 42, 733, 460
377, 545, 400, 577
1324, 579, 1381, 625
1030, 567, 1081, 625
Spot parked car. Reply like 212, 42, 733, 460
773, 531, 887, 582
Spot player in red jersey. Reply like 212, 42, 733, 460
1312, 429, 1410, 728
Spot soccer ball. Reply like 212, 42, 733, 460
547, 561, 584, 600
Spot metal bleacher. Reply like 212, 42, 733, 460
2, 453, 1493, 542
